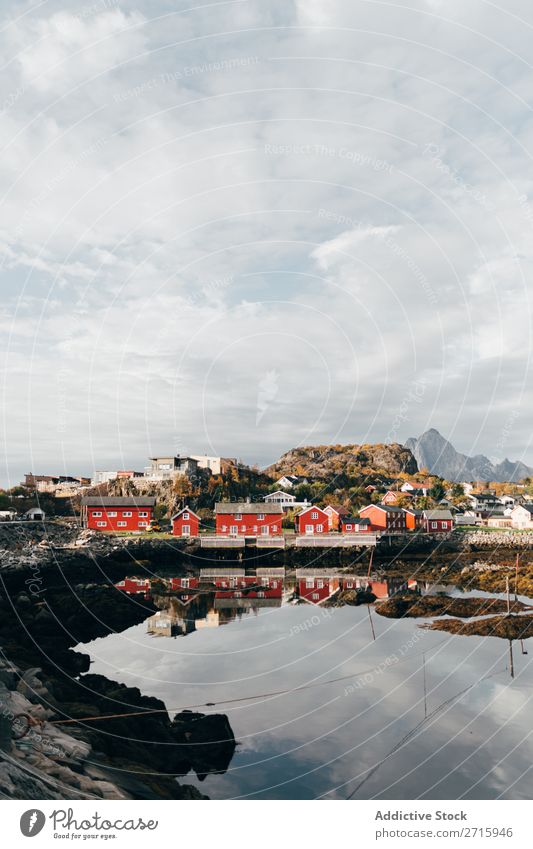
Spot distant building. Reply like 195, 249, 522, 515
359, 504, 406, 533
339, 516, 372, 534
190, 455, 221, 475
381, 490, 410, 505
172, 506, 200, 537
324, 505, 350, 530
276, 475, 308, 489
24, 473, 90, 492
146, 456, 198, 480
92, 470, 118, 485
116, 470, 144, 479
0, 510, 16, 521
404, 508, 423, 531
215, 502, 283, 537
295, 505, 329, 535
422, 509, 453, 533
81, 496, 156, 532
400, 481, 432, 496
510, 504, 533, 529
24, 507, 45, 521
298, 576, 340, 604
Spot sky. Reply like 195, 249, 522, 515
1, 0, 533, 485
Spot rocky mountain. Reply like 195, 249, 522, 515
405, 428, 533, 482
266, 442, 418, 479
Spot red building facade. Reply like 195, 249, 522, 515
215, 502, 283, 536
359, 504, 406, 532
296, 506, 329, 534
81, 496, 156, 532
172, 506, 200, 537
422, 510, 453, 533
339, 516, 372, 533
298, 576, 340, 603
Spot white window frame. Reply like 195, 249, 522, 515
432, 521, 437, 529
316, 523, 323, 533
257, 513, 265, 520
139, 511, 148, 518
117, 521, 127, 528
235, 513, 242, 520
183, 512, 189, 519
122, 511, 132, 517
138, 521, 148, 527
182, 524, 190, 536
92, 511, 102, 517
97, 521, 107, 527
311, 511, 318, 520
107, 511, 117, 517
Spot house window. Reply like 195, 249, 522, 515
235, 513, 242, 520
221, 524, 227, 532
346, 524, 352, 531
230, 525, 238, 534
261, 526, 269, 535
312, 593, 320, 600
182, 525, 190, 535
257, 513, 265, 520
123, 511, 132, 517
117, 521, 127, 527
317, 580, 324, 589
139, 511, 148, 518
316, 524, 323, 533
272, 525, 278, 532
253, 525, 258, 533
311, 511, 318, 520
258, 591, 265, 598
306, 580, 314, 588
305, 524, 314, 534
183, 512, 189, 519
107, 511, 117, 517
92, 511, 102, 517
234, 591, 242, 598
138, 521, 148, 527
432, 521, 437, 529
442, 522, 448, 529
97, 521, 107, 527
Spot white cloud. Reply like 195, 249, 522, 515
1, 0, 533, 482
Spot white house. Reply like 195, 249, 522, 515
510, 504, 533, 529
24, 507, 45, 521
265, 491, 310, 511
0, 510, 16, 521
191, 455, 221, 475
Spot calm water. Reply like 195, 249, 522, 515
77, 572, 533, 800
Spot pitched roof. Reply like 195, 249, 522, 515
215, 502, 283, 515
360, 504, 405, 514
515, 503, 533, 515
340, 516, 371, 525
171, 505, 200, 520
423, 509, 453, 520
296, 505, 328, 517
81, 496, 156, 507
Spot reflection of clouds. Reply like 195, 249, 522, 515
79, 603, 533, 799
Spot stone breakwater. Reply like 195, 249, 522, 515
459, 530, 533, 548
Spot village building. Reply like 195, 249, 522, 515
510, 504, 533, 529
115, 577, 152, 594
81, 496, 156, 532
190, 455, 221, 475
295, 505, 329, 535
146, 456, 198, 480
298, 576, 340, 604
324, 504, 350, 530
381, 490, 411, 505
24, 507, 45, 521
172, 506, 200, 537
404, 508, 424, 531
276, 474, 308, 489
264, 490, 297, 508
400, 480, 432, 496
215, 502, 283, 536
359, 504, 406, 533
421, 509, 453, 533
339, 516, 372, 533
0, 510, 17, 521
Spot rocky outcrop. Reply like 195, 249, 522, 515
266, 442, 418, 479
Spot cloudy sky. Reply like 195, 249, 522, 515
1, 0, 532, 484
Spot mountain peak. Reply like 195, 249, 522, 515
405, 430, 532, 482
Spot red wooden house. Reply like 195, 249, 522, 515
81, 496, 156, 532
295, 505, 329, 534
359, 504, 406, 533
404, 508, 423, 531
215, 502, 283, 536
422, 509, 453, 533
381, 490, 411, 505
298, 576, 340, 604
324, 504, 350, 530
172, 506, 200, 537
339, 516, 372, 533
115, 576, 151, 594
168, 576, 200, 591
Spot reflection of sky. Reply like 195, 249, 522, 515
78, 604, 533, 800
